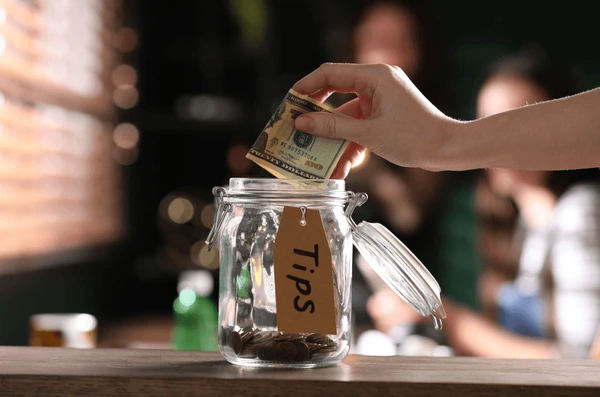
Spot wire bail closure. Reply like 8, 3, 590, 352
345, 192, 368, 230
206, 187, 232, 251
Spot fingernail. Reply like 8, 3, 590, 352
295, 115, 314, 132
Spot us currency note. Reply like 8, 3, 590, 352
246, 89, 348, 179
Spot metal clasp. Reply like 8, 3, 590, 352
206, 186, 232, 251
299, 206, 307, 226
345, 192, 368, 230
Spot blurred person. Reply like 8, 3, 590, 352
472, 174, 520, 322
368, 45, 600, 358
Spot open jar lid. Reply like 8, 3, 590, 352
352, 221, 446, 330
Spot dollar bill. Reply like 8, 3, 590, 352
246, 89, 348, 179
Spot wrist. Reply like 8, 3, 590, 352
425, 117, 469, 172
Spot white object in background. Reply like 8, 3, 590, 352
354, 329, 397, 356
432, 345, 455, 357
177, 270, 214, 297
397, 334, 439, 356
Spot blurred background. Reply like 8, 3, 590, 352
0, 0, 599, 357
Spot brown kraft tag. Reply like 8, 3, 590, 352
274, 206, 337, 335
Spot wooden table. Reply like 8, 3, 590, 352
0, 347, 599, 396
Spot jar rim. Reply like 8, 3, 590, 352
228, 178, 346, 195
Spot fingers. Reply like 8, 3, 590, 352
295, 112, 369, 141
307, 88, 336, 103
318, 99, 367, 179
330, 142, 366, 179
292, 63, 383, 99
334, 97, 371, 120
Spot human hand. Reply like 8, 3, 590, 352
367, 288, 423, 335
292, 63, 458, 178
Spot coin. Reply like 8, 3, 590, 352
274, 333, 301, 342
275, 342, 298, 361
241, 328, 259, 343
230, 329, 338, 362
246, 331, 272, 345
294, 341, 312, 361
227, 330, 243, 355
275, 341, 298, 361
312, 343, 338, 354
258, 341, 277, 360
306, 333, 330, 344
286, 334, 304, 342
238, 344, 259, 358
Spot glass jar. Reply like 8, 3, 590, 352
207, 178, 445, 368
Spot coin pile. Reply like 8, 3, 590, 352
226, 329, 339, 361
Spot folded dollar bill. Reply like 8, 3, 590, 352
246, 89, 348, 179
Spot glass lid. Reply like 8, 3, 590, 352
352, 221, 446, 330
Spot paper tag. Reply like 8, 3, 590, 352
274, 206, 337, 335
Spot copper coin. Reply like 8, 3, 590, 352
238, 344, 259, 358
275, 333, 297, 341
227, 330, 243, 355
275, 341, 297, 361
246, 330, 272, 345
294, 341, 312, 361
306, 342, 322, 352
241, 328, 259, 343
305, 333, 329, 344
258, 341, 277, 360
286, 333, 304, 342
312, 344, 338, 354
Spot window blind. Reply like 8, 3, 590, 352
0, 0, 122, 261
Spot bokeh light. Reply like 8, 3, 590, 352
111, 64, 138, 87
200, 204, 215, 229
167, 197, 194, 224
113, 123, 140, 150
113, 84, 139, 109
226, 142, 252, 174
113, 27, 138, 53
190, 240, 219, 269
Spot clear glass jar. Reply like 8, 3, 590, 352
207, 178, 445, 368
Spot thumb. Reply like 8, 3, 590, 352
295, 112, 365, 140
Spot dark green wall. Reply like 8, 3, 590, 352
432, 0, 600, 118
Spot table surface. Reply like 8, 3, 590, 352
1, 347, 599, 397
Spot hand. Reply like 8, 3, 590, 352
367, 288, 423, 335
292, 63, 457, 177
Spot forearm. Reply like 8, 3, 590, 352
440, 88, 600, 171
443, 298, 555, 359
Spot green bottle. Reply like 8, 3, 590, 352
173, 270, 218, 351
